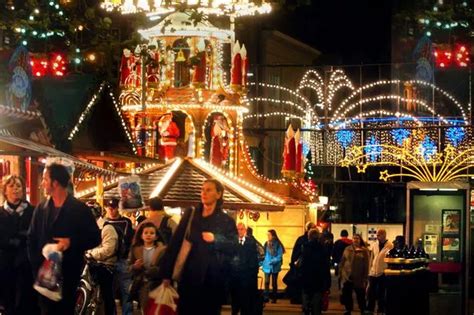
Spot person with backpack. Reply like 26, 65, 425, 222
85, 202, 118, 315
104, 198, 134, 315
143, 197, 177, 245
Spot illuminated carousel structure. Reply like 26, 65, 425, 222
77, 3, 314, 214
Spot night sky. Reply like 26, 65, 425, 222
253, 0, 394, 65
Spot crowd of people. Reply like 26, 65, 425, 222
0, 162, 397, 315
285, 225, 394, 315
0, 164, 254, 315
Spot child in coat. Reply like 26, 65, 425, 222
129, 222, 166, 311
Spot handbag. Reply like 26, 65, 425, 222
171, 207, 195, 281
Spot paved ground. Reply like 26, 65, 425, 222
221, 275, 351, 315
121, 271, 365, 314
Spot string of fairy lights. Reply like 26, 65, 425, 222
245, 69, 470, 168
68, 82, 137, 154
101, 0, 272, 17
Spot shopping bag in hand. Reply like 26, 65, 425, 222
33, 244, 63, 301
145, 283, 179, 315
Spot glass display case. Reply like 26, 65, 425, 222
406, 182, 470, 315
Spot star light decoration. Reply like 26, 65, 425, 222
340, 143, 474, 182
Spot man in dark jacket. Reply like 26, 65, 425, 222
332, 229, 353, 276
300, 229, 331, 315
286, 221, 315, 304
230, 223, 259, 315
28, 163, 101, 315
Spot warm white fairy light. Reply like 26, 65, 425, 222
334, 110, 423, 127
298, 80, 324, 108
250, 82, 312, 110
121, 103, 249, 113
334, 80, 401, 118
76, 163, 162, 198
326, 70, 354, 110
335, 95, 450, 125
67, 83, 136, 153
138, 24, 233, 42
119, 90, 141, 106
239, 135, 287, 184
332, 79, 468, 125
102, 0, 272, 17
246, 97, 308, 114
243, 112, 303, 121
68, 82, 106, 140
194, 158, 285, 204
407, 80, 469, 125
76, 176, 122, 198
149, 158, 182, 198
108, 91, 138, 154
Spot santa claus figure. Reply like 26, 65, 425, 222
158, 113, 180, 160
120, 48, 134, 86
210, 115, 230, 167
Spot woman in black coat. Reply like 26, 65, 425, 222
300, 228, 331, 315
0, 175, 39, 315
159, 179, 238, 315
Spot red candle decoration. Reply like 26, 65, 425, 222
295, 129, 303, 174
241, 44, 249, 86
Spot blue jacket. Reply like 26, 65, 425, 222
262, 241, 283, 273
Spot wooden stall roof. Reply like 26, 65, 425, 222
0, 134, 120, 177
77, 158, 286, 212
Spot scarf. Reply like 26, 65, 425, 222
3, 200, 29, 216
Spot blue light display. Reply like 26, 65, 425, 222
364, 136, 382, 162
336, 130, 354, 149
420, 136, 437, 161
445, 127, 465, 147
391, 128, 411, 146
